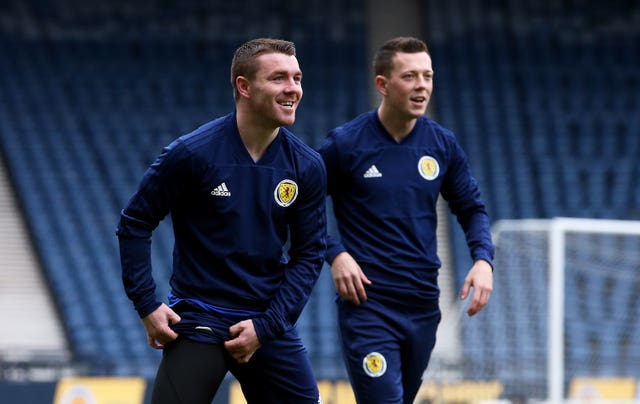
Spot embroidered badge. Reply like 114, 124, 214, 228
274, 179, 298, 207
362, 352, 387, 378
418, 156, 440, 180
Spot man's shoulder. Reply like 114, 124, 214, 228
280, 128, 325, 170
179, 114, 231, 146
325, 111, 375, 148
164, 115, 233, 162
419, 116, 456, 140
332, 111, 374, 135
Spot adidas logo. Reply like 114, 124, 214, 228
363, 165, 382, 178
211, 182, 231, 197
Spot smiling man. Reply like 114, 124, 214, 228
318, 36, 495, 403
117, 38, 327, 403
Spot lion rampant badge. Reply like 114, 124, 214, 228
274, 179, 298, 207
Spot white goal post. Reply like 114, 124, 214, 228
491, 217, 640, 403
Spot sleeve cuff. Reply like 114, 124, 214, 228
136, 299, 162, 318
325, 243, 347, 265
474, 255, 494, 271
252, 313, 286, 343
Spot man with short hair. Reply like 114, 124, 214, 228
117, 38, 326, 403
319, 36, 495, 403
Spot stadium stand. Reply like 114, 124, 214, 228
1, 0, 639, 401
424, 0, 640, 398
0, 0, 368, 379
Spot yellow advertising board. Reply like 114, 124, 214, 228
230, 379, 503, 404
229, 380, 356, 404
416, 380, 503, 403
53, 377, 146, 404
569, 377, 637, 400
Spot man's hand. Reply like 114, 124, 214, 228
224, 319, 262, 363
141, 303, 181, 349
331, 252, 371, 305
460, 260, 493, 316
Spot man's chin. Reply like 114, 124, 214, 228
404, 110, 426, 119
411, 107, 428, 117
277, 115, 296, 127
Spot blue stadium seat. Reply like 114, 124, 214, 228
0, 0, 369, 380
426, 0, 640, 395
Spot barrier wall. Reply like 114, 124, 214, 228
0, 377, 638, 403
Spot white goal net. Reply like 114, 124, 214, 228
422, 217, 640, 404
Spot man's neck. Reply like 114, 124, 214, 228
236, 109, 279, 162
376, 105, 417, 143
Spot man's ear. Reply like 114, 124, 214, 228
236, 76, 250, 98
374, 75, 388, 96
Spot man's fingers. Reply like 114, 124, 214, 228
224, 338, 255, 363
466, 287, 491, 316
331, 255, 370, 305
460, 277, 472, 300
342, 279, 365, 305
236, 352, 254, 363
341, 284, 359, 304
148, 336, 166, 349
336, 280, 348, 297
170, 313, 182, 325
354, 281, 367, 303
228, 323, 241, 338
335, 278, 358, 304
166, 328, 179, 340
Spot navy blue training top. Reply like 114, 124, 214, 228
117, 112, 327, 342
318, 110, 493, 301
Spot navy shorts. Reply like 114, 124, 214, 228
337, 296, 441, 404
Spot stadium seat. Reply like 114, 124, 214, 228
0, 0, 369, 380
427, 0, 640, 396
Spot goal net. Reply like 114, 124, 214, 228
422, 217, 640, 403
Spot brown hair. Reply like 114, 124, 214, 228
373, 37, 430, 77
230, 38, 297, 101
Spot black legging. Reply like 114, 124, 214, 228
150, 338, 229, 404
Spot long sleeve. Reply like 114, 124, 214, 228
440, 140, 495, 267
116, 139, 192, 317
